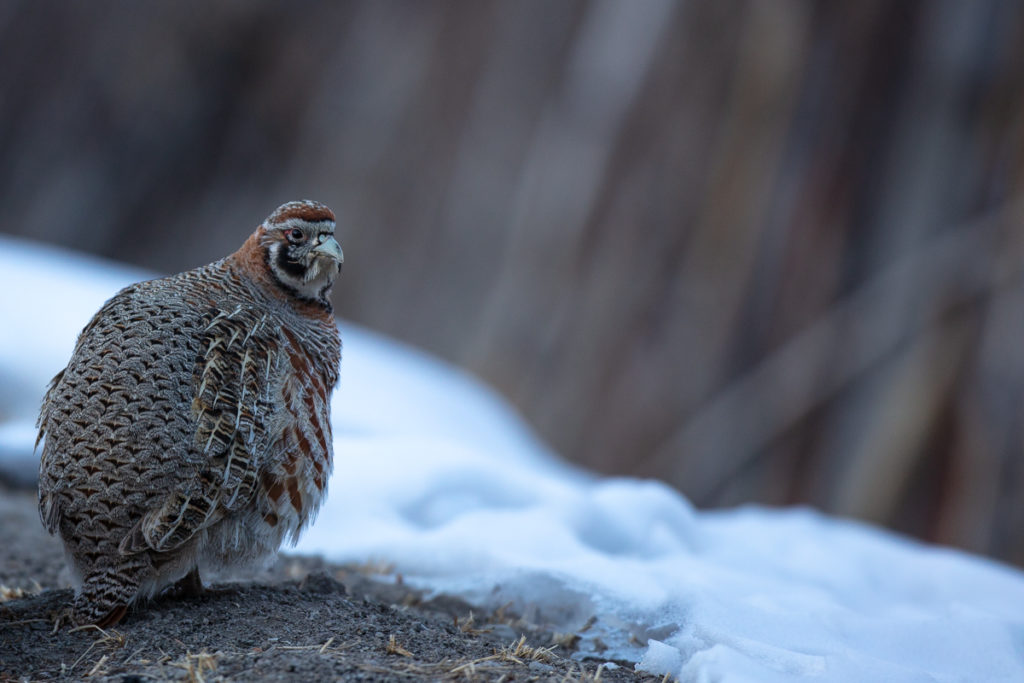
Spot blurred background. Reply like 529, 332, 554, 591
1, 0, 1022, 566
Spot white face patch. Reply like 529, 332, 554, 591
264, 222, 342, 305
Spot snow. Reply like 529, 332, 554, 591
2, 234, 1024, 682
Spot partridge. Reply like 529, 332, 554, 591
36, 200, 344, 627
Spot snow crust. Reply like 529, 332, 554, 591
2, 235, 1023, 681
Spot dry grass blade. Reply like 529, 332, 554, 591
171, 650, 218, 683
455, 610, 491, 635
65, 625, 128, 675
552, 631, 581, 648
68, 640, 100, 676
386, 634, 413, 657
353, 560, 396, 576
451, 634, 560, 674
98, 629, 128, 649
509, 634, 557, 662
85, 654, 108, 677
0, 584, 26, 602
3, 617, 50, 626
449, 659, 479, 675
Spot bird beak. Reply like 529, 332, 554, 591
313, 236, 344, 266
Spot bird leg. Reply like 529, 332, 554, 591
164, 567, 205, 599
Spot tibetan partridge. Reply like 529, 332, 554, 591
36, 200, 344, 627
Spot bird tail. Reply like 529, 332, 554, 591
72, 563, 144, 627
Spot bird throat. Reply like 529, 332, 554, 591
267, 243, 336, 309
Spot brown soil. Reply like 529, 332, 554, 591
0, 488, 653, 682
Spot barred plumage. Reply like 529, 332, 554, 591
37, 200, 343, 626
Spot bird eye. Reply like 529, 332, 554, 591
287, 228, 305, 242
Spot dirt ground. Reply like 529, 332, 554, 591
0, 487, 655, 682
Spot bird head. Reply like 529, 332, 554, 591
260, 200, 344, 305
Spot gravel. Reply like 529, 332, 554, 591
0, 488, 652, 682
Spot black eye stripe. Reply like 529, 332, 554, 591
263, 233, 336, 309
275, 242, 307, 277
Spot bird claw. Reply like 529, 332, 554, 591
162, 568, 205, 599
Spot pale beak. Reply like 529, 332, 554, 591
313, 235, 344, 266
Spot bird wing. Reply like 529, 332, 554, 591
36, 368, 67, 534
121, 304, 280, 555
36, 290, 136, 536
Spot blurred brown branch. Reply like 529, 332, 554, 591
650, 199, 1024, 505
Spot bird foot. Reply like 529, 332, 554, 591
163, 568, 205, 599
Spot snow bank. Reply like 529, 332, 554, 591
307, 432, 1024, 679
2, 235, 1023, 682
